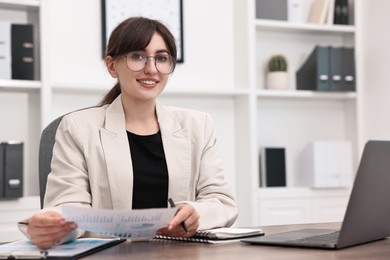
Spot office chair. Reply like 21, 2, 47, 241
38, 107, 95, 209
38, 114, 66, 209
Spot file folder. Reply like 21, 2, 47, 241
11, 24, 34, 80
341, 47, 355, 91
329, 47, 343, 91
296, 45, 330, 91
0, 142, 23, 198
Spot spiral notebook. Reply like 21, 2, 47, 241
155, 227, 264, 244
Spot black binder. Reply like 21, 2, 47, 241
341, 47, 355, 91
260, 148, 286, 187
296, 45, 330, 91
333, 0, 342, 24
340, 0, 349, 24
11, 24, 34, 80
329, 47, 343, 91
0, 142, 23, 198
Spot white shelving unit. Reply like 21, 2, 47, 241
239, 0, 359, 226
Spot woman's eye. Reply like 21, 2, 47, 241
130, 53, 145, 61
156, 55, 168, 63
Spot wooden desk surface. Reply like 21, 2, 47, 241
82, 222, 390, 260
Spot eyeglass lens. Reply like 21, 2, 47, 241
126, 52, 175, 74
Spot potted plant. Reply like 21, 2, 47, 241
266, 55, 288, 90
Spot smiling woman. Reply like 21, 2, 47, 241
18, 16, 238, 249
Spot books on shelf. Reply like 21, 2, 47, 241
155, 227, 264, 244
256, 0, 304, 24
307, 0, 350, 25
0, 21, 34, 81
308, 0, 330, 24
296, 45, 355, 92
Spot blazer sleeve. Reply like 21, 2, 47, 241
183, 113, 238, 229
19, 115, 91, 244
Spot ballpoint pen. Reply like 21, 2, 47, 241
168, 198, 189, 234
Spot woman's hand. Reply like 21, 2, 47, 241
27, 211, 77, 249
158, 204, 200, 237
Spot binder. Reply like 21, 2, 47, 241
0, 142, 23, 198
296, 46, 330, 91
341, 47, 355, 91
333, 0, 342, 24
329, 47, 343, 91
340, 0, 349, 24
0, 21, 11, 80
11, 24, 34, 80
334, 0, 348, 24
260, 148, 286, 187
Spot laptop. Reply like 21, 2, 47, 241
242, 140, 390, 249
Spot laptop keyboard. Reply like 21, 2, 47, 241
290, 231, 340, 244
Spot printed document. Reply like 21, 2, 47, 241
62, 205, 177, 238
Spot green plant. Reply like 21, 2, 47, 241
268, 55, 288, 72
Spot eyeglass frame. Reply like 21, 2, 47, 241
124, 51, 176, 75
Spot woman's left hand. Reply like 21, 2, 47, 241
157, 204, 199, 237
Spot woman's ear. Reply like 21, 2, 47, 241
105, 56, 118, 78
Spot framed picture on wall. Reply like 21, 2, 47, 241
101, 0, 184, 63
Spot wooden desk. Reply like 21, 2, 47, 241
82, 222, 390, 260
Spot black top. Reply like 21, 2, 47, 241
127, 130, 169, 209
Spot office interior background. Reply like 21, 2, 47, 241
0, 0, 389, 242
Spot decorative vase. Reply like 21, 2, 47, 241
266, 71, 288, 90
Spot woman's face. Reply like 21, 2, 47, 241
106, 32, 171, 103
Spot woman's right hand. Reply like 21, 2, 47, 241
27, 211, 77, 249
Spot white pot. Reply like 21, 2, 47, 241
266, 72, 288, 90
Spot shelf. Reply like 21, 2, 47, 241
0, 79, 40, 92
52, 82, 250, 98
257, 90, 356, 100
0, 0, 40, 9
255, 19, 355, 35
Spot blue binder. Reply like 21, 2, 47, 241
296, 45, 330, 91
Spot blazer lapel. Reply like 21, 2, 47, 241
100, 96, 133, 209
156, 103, 191, 201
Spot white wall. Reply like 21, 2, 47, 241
45, 0, 234, 92
358, 0, 390, 145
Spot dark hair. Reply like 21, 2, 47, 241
99, 16, 177, 105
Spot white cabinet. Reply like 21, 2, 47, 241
254, 188, 350, 226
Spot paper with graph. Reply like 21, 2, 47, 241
62, 205, 176, 239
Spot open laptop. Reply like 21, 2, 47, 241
242, 140, 390, 249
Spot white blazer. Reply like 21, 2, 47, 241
21, 95, 238, 241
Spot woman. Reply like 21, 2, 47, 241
20, 17, 238, 249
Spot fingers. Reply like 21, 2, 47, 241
27, 211, 77, 249
165, 204, 199, 237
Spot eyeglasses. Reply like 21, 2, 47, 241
125, 52, 176, 75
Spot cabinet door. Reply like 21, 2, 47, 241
311, 197, 349, 223
257, 198, 311, 225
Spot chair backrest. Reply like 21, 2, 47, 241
38, 115, 66, 209
38, 107, 95, 209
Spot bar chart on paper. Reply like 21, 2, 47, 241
62, 206, 176, 238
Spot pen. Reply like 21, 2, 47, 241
168, 198, 189, 234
